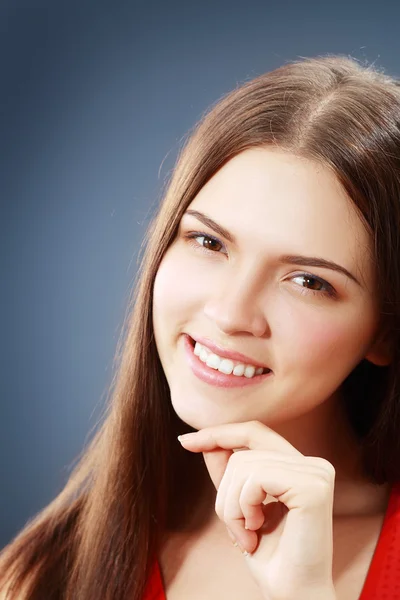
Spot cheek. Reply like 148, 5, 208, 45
297, 322, 347, 364
153, 257, 177, 316
152, 258, 177, 344
278, 305, 374, 376
152, 249, 205, 334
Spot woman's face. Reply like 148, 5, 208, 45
152, 148, 386, 434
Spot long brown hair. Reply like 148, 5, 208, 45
2, 54, 400, 599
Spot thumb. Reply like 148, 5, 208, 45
202, 448, 232, 490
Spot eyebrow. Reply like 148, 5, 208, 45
183, 209, 362, 286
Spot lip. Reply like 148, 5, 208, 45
183, 334, 273, 389
188, 334, 271, 370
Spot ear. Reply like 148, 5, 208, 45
364, 328, 393, 367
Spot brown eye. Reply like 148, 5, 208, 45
291, 273, 336, 298
185, 232, 226, 254
201, 236, 223, 252
301, 276, 323, 291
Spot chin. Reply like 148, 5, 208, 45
168, 384, 260, 431
170, 397, 227, 431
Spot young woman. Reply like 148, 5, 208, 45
1, 54, 400, 600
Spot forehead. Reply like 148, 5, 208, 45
187, 147, 374, 288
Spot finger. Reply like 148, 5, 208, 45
215, 452, 266, 532
201, 445, 253, 491
202, 448, 232, 490
178, 421, 303, 457
214, 453, 265, 552
209, 451, 260, 553
223, 473, 259, 554
240, 476, 268, 531
224, 473, 267, 534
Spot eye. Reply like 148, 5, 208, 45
291, 274, 336, 298
184, 231, 226, 254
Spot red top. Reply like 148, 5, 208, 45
143, 482, 400, 600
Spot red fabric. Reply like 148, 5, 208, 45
359, 481, 400, 599
142, 560, 165, 600
143, 483, 400, 600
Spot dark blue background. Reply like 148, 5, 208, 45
2, 0, 399, 547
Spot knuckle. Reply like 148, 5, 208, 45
308, 456, 336, 481
311, 476, 334, 502
223, 505, 238, 522
249, 419, 263, 431
318, 458, 336, 480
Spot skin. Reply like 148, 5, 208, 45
152, 147, 392, 596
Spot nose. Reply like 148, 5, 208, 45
203, 273, 270, 338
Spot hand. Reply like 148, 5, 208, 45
178, 420, 337, 600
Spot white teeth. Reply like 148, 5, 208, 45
205, 353, 221, 370
193, 341, 268, 378
244, 366, 256, 378
219, 359, 235, 375
233, 364, 245, 376
199, 348, 209, 362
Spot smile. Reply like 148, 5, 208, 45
183, 334, 273, 389
194, 339, 270, 376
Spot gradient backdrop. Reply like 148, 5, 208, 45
2, 0, 400, 548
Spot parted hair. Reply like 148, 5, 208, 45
1, 54, 400, 599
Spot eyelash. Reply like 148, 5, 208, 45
183, 231, 337, 299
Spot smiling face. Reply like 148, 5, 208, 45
152, 148, 387, 450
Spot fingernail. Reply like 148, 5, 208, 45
226, 528, 250, 555
236, 537, 250, 556
177, 433, 195, 442
237, 542, 250, 556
